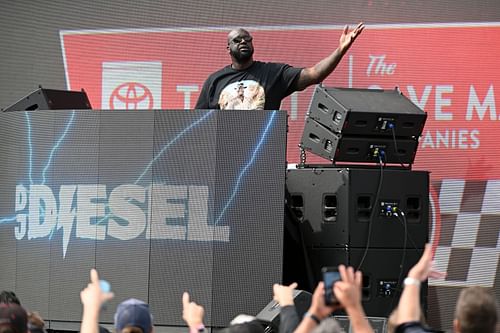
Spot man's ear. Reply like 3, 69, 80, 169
453, 318, 460, 333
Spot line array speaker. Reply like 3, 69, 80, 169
2, 87, 92, 112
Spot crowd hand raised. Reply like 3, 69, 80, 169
308, 282, 338, 319
80, 268, 114, 311
333, 265, 362, 311
182, 292, 205, 329
408, 244, 447, 281
273, 282, 298, 307
339, 22, 365, 51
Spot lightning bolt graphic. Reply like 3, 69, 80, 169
42, 111, 75, 185
134, 110, 215, 185
96, 110, 215, 227
4, 109, 274, 257
215, 111, 277, 225
0, 216, 17, 224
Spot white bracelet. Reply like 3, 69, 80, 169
404, 277, 421, 286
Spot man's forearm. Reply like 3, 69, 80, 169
296, 46, 347, 90
313, 47, 347, 83
80, 307, 100, 333
396, 283, 421, 324
345, 304, 374, 333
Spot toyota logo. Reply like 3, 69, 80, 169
109, 82, 154, 110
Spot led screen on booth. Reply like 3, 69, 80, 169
0, 109, 287, 326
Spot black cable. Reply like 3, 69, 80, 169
387, 210, 408, 316
356, 153, 385, 271
404, 223, 421, 250
390, 125, 409, 168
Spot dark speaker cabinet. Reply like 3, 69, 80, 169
286, 167, 429, 248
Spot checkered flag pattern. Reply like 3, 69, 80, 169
430, 179, 500, 288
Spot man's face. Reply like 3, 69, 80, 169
227, 29, 254, 62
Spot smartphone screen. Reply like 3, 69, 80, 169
322, 267, 340, 305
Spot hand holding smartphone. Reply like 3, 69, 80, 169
322, 266, 340, 306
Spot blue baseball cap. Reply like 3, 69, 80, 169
114, 298, 153, 333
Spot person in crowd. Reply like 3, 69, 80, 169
181, 292, 205, 333
452, 286, 498, 333
386, 308, 428, 333
79, 269, 115, 333
271, 282, 301, 333
393, 244, 498, 333
309, 317, 342, 333
0, 292, 21, 305
223, 321, 265, 333
80, 268, 157, 333
195, 23, 364, 110
1, 289, 47, 333
272, 265, 373, 333
182, 292, 265, 333
114, 298, 154, 333
0, 302, 28, 333
27, 311, 47, 333
80, 268, 155, 333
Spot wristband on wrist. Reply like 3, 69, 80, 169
403, 277, 421, 287
189, 323, 205, 333
303, 312, 321, 325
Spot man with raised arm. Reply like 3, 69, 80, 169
195, 24, 364, 110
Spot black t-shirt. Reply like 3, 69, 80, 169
279, 305, 300, 333
395, 321, 440, 333
195, 61, 302, 110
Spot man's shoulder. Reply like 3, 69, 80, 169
253, 60, 291, 69
208, 64, 232, 75
252, 61, 302, 77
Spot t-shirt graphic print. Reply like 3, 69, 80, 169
218, 80, 265, 110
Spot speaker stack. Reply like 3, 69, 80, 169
284, 86, 429, 318
300, 86, 426, 165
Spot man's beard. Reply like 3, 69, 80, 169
231, 47, 254, 62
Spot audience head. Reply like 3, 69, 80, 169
0, 292, 20, 306
27, 311, 46, 333
225, 320, 264, 333
0, 303, 27, 333
310, 317, 342, 333
114, 298, 153, 333
387, 307, 428, 333
453, 286, 498, 333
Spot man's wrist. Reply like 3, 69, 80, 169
303, 311, 321, 325
344, 302, 365, 316
279, 299, 295, 307
82, 307, 100, 319
338, 43, 350, 54
404, 277, 421, 287
189, 323, 205, 333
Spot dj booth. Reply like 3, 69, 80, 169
0, 86, 430, 332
